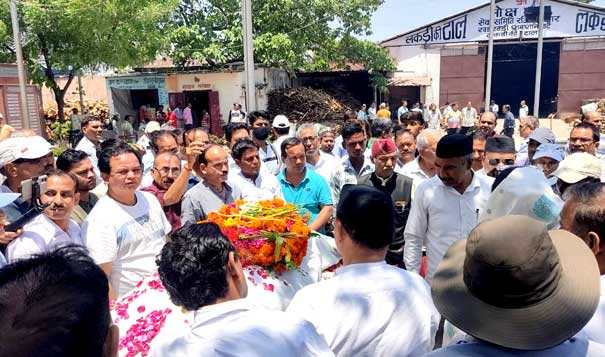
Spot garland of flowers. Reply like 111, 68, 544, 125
202, 198, 313, 273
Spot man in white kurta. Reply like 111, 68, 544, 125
287, 185, 439, 356
404, 134, 491, 280
229, 139, 283, 201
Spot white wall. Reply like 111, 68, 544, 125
169, 68, 290, 121
384, 44, 442, 106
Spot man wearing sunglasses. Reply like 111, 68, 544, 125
0, 136, 54, 223
482, 136, 516, 179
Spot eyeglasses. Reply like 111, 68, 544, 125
153, 167, 181, 175
488, 158, 515, 166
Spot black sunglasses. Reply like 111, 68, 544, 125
488, 158, 515, 166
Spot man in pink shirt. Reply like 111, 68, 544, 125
183, 103, 193, 130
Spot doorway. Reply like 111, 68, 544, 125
130, 89, 159, 111
489, 41, 560, 117
184, 91, 210, 128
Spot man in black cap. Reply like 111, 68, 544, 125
479, 136, 516, 181
404, 134, 492, 280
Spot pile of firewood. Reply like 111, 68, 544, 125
267, 87, 360, 125
44, 99, 109, 121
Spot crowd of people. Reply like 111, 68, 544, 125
0, 101, 604, 356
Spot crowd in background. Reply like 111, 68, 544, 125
0, 97, 604, 356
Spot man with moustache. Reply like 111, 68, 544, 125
230, 139, 283, 201
56, 149, 99, 224
358, 138, 414, 266
404, 134, 491, 280
471, 131, 487, 172
478, 111, 498, 137
319, 126, 336, 155
182, 145, 240, 224
7, 170, 82, 262
75, 116, 105, 184
83, 141, 171, 298
394, 129, 416, 170
479, 136, 516, 182
399, 129, 442, 197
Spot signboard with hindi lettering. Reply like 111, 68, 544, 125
384, 0, 605, 46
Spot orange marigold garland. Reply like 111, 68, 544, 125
201, 199, 313, 273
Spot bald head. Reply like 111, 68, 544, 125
416, 129, 443, 150
584, 111, 603, 128
199, 145, 229, 186
151, 152, 181, 190
479, 111, 497, 134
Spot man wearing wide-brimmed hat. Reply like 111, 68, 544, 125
428, 215, 605, 356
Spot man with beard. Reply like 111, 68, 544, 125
56, 150, 99, 224
478, 111, 497, 137
358, 138, 414, 266
7, 170, 82, 262
319, 126, 335, 154
404, 134, 491, 280
298, 123, 344, 203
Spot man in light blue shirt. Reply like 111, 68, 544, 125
277, 137, 333, 232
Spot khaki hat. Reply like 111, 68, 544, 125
551, 152, 601, 184
431, 215, 600, 350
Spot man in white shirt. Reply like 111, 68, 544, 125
399, 129, 441, 195
481, 136, 516, 180
7, 170, 82, 262
461, 101, 477, 135
560, 182, 605, 344
394, 129, 417, 170
298, 123, 344, 202
515, 116, 539, 166
83, 141, 171, 298
75, 116, 104, 184
227, 103, 246, 124
519, 99, 529, 118
230, 139, 283, 201
287, 185, 439, 356
490, 100, 499, 117
272, 115, 292, 159
151, 223, 334, 357
404, 134, 491, 280
340, 121, 374, 185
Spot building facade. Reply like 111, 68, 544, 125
381, 0, 605, 116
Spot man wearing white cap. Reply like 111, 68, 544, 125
272, 115, 292, 160
137, 121, 162, 176
75, 116, 104, 185
0, 136, 54, 223
552, 152, 601, 198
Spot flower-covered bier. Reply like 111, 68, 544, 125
202, 198, 312, 273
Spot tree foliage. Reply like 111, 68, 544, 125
0, 0, 177, 120
170, 0, 395, 75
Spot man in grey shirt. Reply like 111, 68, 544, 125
182, 145, 240, 224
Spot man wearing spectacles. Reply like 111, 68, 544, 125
481, 136, 516, 180
142, 151, 196, 233
0, 136, 54, 224
569, 121, 605, 181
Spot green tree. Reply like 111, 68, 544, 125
170, 0, 395, 78
0, 0, 177, 121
